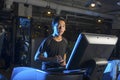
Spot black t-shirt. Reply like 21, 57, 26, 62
39, 35, 68, 70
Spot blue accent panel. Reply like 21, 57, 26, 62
11, 67, 47, 80
66, 34, 82, 69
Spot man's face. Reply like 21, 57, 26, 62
54, 20, 66, 36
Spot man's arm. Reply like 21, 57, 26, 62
38, 54, 58, 62
35, 51, 59, 63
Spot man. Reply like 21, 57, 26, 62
34, 16, 68, 70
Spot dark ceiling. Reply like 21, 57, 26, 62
47, 0, 120, 16
31, 0, 119, 30
11, 0, 120, 18
0, 0, 120, 36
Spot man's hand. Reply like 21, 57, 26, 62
55, 55, 66, 66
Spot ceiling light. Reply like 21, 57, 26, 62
44, 5, 55, 16
85, 0, 102, 9
90, 3, 96, 8
96, 17, 103, 23
97, 19, 102, 23
47, 11, 51, 15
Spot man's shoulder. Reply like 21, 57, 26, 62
43, 35, 53, 45
45, 35, 53, 41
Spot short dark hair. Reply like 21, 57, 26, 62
52, 16, 65, 27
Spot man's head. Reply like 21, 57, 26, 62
52, 16, 66, 36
